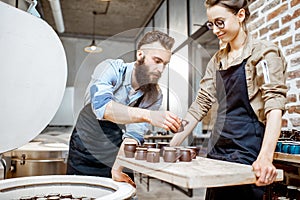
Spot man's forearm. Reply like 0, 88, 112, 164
104, 101, 151, 124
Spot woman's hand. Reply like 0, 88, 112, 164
252, 158, 277, 186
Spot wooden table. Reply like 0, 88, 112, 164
118, 156, 283, 189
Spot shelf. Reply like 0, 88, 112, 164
274, 152, 300, 164
144, 134, 173, 142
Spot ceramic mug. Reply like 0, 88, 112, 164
174, 146, 182, 157
177, 119, 189, 132
143, 142, 157, 149
157, 142, 170, 156
146, 148, 160, 163
163, 147, 177, 163
178, 148, 196, 162
124, 142, 137, 158
289, 144, 300, 154
185, 146, 200, 159
275, 141, 283, 152
282, 142, 291, 154
294, 130, 300, 141
135, 147, 148, 160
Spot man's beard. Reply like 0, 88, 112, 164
135, 58, 160, 99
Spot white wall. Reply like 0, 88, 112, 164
60, 37, 135, 123
61, 37, 135, 87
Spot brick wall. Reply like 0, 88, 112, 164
248, 0, 300, 130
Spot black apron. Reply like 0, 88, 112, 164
205, 60, 265, 200
66, 95, 143, 179
66, 66, 142, 180
66, 104, 129, 178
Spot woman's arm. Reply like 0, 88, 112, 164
252, 109, 282, 186
170, 113, 199, 146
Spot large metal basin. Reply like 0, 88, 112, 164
4, 142, 68, 178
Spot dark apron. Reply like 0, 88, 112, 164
66, 103, 135, 180
205, 60, 265, 200
67, 67, 141, 179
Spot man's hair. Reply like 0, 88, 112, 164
137, 30, 175, 51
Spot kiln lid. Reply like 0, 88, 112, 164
0, 2, 67, 153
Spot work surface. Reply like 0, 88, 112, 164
118, 156, 283, 189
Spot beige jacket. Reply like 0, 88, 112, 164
188, 35, 287, 124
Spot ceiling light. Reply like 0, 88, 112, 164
84, 39, 102, 53
84, 11, 102, 53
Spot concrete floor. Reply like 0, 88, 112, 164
134, 173, 206, 200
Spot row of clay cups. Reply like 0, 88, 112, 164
124, 141, 200, 156
132, 147, 196, 163
124, 142, 169, 158
124, 142, 199, 163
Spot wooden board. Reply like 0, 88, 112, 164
118, 156, 283, 189
274, 152, 300, 164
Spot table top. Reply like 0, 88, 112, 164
118, 156, 283, 189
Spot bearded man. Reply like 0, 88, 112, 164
66, 30, 181, 187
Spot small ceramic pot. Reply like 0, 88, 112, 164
157, 142, 170, 156
282, 142, 292, 154
143, 142, 157, 149
124, 142, 137, 158
185, 146, 200, 159
275, 141, 283, 152
135, 147, 148, 160
178, 148, 195, 162
163, 147, 177, 163
290, 144, 300, 154
146, 148, 160, 163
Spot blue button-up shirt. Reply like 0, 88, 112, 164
84, 59, 163, 144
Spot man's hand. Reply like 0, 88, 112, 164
252, 158, 277, 186
112, 168, 136, 188
104, 101, 181, 132
148, 110, 181, 132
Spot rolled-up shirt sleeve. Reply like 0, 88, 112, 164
188, 58, 216, 121
89, 60, 120, 119
123, 92, 163, 145
123, 123, 150, 145
259, 44, 287, 115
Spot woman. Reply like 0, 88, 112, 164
170, 0, 287, 199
